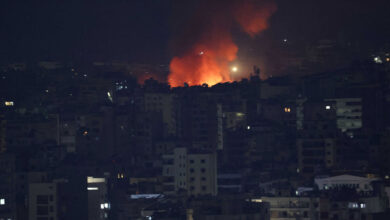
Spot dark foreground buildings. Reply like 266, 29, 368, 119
1, 56, 390, 220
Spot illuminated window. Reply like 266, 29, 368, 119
247, 125, 251, 130
374, 56, 383, 64
83, 131, 88, 136
284, 107, 291, 113
5, 101, 14, 106
325, 105, 331, 110
87, 187, 98, 191
0, 198, 5, 205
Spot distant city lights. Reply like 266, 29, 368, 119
5, 101, 14, 106
373, 56, 383, 64
100, 203, 110, 210
107, 92, 113, 103
87, 187, 98, 191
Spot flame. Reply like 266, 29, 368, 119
168, 0, 277, 87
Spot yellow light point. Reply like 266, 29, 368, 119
5, 101, 14, 106
231, 66, 238, 72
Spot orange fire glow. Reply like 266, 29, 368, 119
168, 0, 277, 87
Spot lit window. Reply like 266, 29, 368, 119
348, 202, 359, 209
107, 92, 113, 102
236, 112, 244, 117
325, 105, 331, 110
360, 203, 366, 208
0, 198, 5, 205
121, 174, 124, 179
374, 56, 383, 64
5, 101, 14, 106
100, 204, 104, 209
83, 131, 88, 136
284, 107, 291, 113
87, 187, 98, 191
247, 125, 251, 130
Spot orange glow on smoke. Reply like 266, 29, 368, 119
235, 0, 277, 37
168, 0, 277, 87
169, 36, 238, 86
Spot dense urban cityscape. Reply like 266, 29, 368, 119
1, 0, 390, 220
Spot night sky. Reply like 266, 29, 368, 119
1, 0, 389, 64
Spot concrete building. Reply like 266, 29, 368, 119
27, 175, 88, 220
189, 196, 270, 220
29, 182, 58, 220
162, 148, 217, 196
87, 176, 110, 220
59, 115, 77, 153
325, 98, 362, 136
257, 196, 320, 220
223, 112, 246, 131
179, 93, 221, 151
217, 173, 242, 194
0, 115, 5, 153
143, 93, 178, 137
297, 138, 336, 176
0, 154, 16, 220
315, 175, 378, 192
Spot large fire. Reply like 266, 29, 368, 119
168, 0, 277, 87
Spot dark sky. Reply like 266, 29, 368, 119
1, 0, 389, 64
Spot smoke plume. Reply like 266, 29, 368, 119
168, 0, 277, 87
